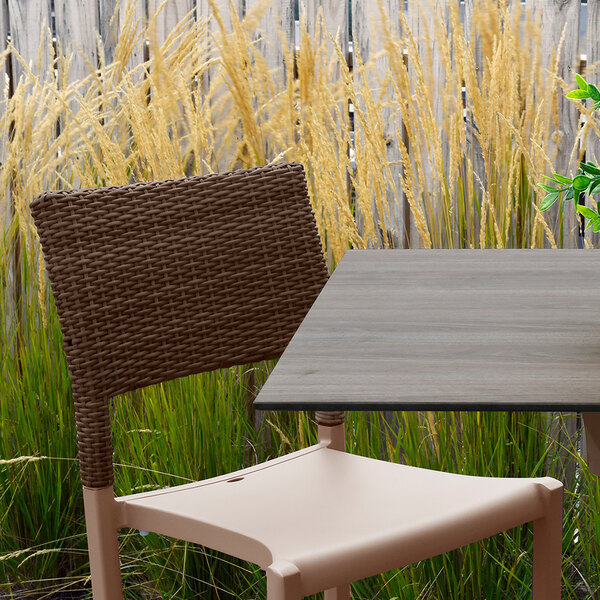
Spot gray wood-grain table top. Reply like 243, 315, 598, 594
254, 249, 600, 412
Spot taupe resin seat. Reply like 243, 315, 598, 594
31, 162, 563, 600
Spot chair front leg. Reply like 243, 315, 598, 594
532, 480, 563, 600
266, 560, 303, 600
83, 486, 124, 600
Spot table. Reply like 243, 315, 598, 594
253, 249, 600, 474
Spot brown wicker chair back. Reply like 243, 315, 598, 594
31, 162, 328, 488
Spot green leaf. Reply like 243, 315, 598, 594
538, 183, 558, 193
589, 84, 600, 102
573, 175, 591, 191
552, 173, 573, 185
597, 199, 600, 213
540, 191, 559, 211
589, 178, 600, 195
576, 204, 597, 219
593, 219, 600, 232
579, 162, 600, 176
566, 89, 590, 99
562, 188, 575, 207
576, 73, 588, 91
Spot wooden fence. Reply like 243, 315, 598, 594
0, 1, 598, 244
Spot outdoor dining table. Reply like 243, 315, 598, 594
253, 249, 600, 476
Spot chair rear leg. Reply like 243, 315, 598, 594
83, 486, 124, 600
324, 585, 351, 600
532, 482, 563, 600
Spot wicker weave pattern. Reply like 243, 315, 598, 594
31, 162, 328, 488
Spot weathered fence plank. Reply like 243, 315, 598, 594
586, 0, 600, 166
405, 0, 452, 248
462, 0, 485, 245
463, 0, 482, 72
119, 0, 148, 75
582, 0, 600, 247
526, 0, 581, 248
148, 0, 194, 48
7, 0, 52, 84
0, 0, 9, 242
246, 0, 294, 82
305, 0, 349, 64
54, 0, 100, 86
0, 0, 9, 168
199, 0, 245, 170
352, 0, 405, 248
200, 0, 244, 31
98, 0, 119, 65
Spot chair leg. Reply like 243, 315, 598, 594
532, 482, 563, 600
83, 486, 124, 600
266, 561, 303, 600
324, 584, 351, 600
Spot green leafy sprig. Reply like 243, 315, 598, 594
566, 73, 600, 109
538, 74, 600, 232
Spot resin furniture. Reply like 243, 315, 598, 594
32, 163, 562, 600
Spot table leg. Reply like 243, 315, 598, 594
582, 413, 600, 477
316, 411, 345, 452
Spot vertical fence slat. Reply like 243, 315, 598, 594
582, 0, 600, 247
148, 0, 194, 48
303, 0, 350, 267
54, 0, 100, 86
3, 1, 51, 372
399, 0, 420, 248
463, 0, 481, 71
99, 0, 119, 65
353, 0, 405, 248
586, 0, 600, 166
99, 0, 147, 78
198, 0, 244, 170
462, 0, 485, 242
7, 0, 52, 84
409, 0, 449, 130
120, 0, 148, 74
305, 0, 349, 62
246, 0, 294, 83
199, 0, 244, 31
584, 0, 600, 164
0, 0, 8, 253
526, 0, 581, 248
0, 0, 8, 169
405, 0, 451, 248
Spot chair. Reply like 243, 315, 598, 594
31, 162, 563, 600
